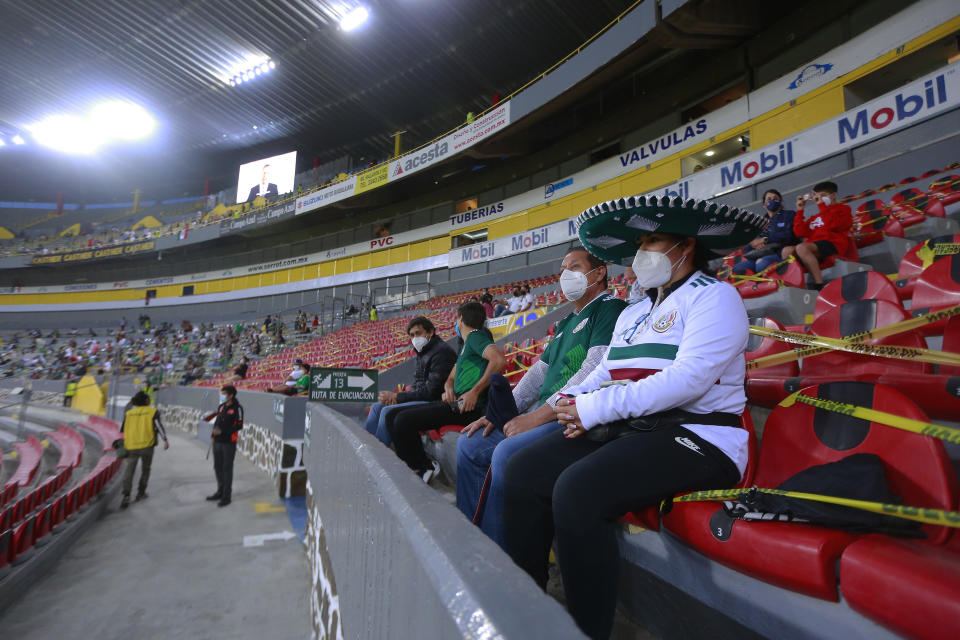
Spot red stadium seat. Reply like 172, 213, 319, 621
735, 258, 804, 298
0, 528, 11, 571
891, 188, 944, 223
663, 382, 959, 600
854, 200, 906, 248
895, 234, 960, 298
910, 255, 960, 336
11, 513, 36, 563
803, 299, 931, 378
942, 315, 960, 377
33, 504, 52, 544
928, 174, 960, 206
813, 270, 902, 319
744, 316, 799, 407
840, 537, 960, 640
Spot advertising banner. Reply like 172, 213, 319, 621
647, 64, 958, 202
449, 218, 577, 267
451, 101, 511, 153
295, 175, 358, 215
486, 307, 550, 340
219, 201, 297, 232
30, 240, 156, 265
354, 164, 389, 195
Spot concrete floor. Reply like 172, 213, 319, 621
0, 430, 311, 640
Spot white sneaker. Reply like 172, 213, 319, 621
421, 460, 441, 484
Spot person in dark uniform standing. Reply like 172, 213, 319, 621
204, 385, 244, 507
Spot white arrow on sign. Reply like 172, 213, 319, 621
243, 530, 297, 547
312, 374, 331, 389
347, 373, 375, 390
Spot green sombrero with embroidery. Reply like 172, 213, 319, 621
575, 195, 768, 262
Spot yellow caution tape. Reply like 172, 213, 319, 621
749, 324, 960, 368
671, 488, 960, 528
746, 303, 960, 370
779, 391, 960, 445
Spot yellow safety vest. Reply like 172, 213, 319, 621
64, 382, 77, 397
124, 406, 158, 450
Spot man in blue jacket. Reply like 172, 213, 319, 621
733, 188, 797, 274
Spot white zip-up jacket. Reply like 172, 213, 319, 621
562, 271, 750, 475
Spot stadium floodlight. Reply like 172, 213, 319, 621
268, 60, 276, 69
12, 135, 25, 145
704, 150, 715, 157
0, 138, 5, 147
254, 67, 262, 76
260, 63, 269, 73
31, 115, 100, 154
91, 101, 155, 141
340, 6, 369, 31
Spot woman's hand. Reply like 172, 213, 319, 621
554, 399, 586, 439
460, 389, 479, 414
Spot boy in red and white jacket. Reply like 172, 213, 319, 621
783, 180, 852, 289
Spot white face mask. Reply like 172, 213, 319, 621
559, 266, 600, 301
411, 336, 429, 352
632, 241, 686, 289
219, 393, 227, 404
820, 195, 832, 206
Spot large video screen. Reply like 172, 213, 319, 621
236, 150, 297, 204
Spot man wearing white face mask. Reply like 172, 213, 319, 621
500, 195, 767, 639
364, 316, 457, 446
456, 247, 626, 548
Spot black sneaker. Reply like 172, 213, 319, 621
206, 493, 222, 501
120, 496, 130, 509
217, 498, 231, 507
135, 492, 148, 502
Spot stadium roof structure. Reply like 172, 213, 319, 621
0, 0, 640, 162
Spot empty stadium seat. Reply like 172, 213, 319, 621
663, 382, 959, 601
840, 537, 960, 640
743, 317, 799, 407
735, 258, 804, 299
854, 200, 905, 248
804, 299, 931, 378
928, 174, 960, 206
813, 271, 902, 319
895, 234, 960, 298
11, 514, 36, 563
891, 187, 946, 220
910, 255, 960, 336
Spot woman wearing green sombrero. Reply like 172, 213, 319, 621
501, 195, 768, 639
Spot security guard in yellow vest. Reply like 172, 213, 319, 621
120, 390, 169, 509
63, 379, 77, 407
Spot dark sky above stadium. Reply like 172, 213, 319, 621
0, 0, 635, 201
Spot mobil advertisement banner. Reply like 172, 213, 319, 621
648, 63, 958, 201
449, 218, 577, 267
295, 175, 358, 215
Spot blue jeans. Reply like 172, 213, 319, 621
456, 419, 564, 549
364, 401, 428, 446
732, 252, 780, 275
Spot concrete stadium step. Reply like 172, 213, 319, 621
742, 287, 817, 326
856, 237, 915, 274
904, 216, 960, 239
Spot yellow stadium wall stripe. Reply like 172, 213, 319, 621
4, 17, 960, 309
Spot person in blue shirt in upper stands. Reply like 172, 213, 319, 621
733, 189, 797, 275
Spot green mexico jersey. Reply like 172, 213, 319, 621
454, 329, 494, 397
538, 293, 627, 403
